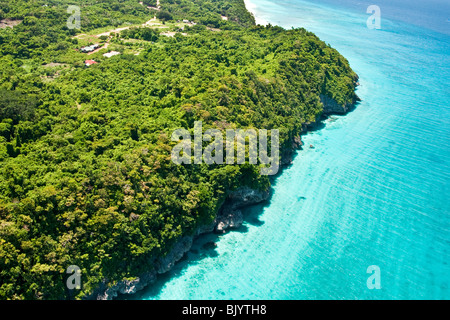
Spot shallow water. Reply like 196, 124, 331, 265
130, 0, 450, 300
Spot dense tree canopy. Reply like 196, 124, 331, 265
0, 0, 358, 299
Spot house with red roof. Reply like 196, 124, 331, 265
85, 60, 98, 67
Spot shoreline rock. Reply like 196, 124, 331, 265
89, 186, 271, 300
88, 93, 359, 300
320, 92, 360, 115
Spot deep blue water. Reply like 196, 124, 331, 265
130, 0, 450, 299
302, 0, 450, 35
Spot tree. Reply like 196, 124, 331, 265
156, 11, 173, 21
0, 89, 38, 125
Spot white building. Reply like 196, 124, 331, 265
103, 51, 121, 58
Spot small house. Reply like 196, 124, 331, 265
80, 44, 100, 53
85, 60, 98, 66
103, 51, 121, 58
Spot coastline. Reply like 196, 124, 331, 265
87, 0, 360, 300
90, 186, 272, 300
90, 93, 358, 300
2, 0, 448, 303
243, 0, 269, 26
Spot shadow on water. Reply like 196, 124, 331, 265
120, 231, 222, 300
117, 103, 358, 299
119, 199, 273, 300
305, 101, 360, 134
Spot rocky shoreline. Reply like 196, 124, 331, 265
88, 186, 271, 300
87, 92, 359, 300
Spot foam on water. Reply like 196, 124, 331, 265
131, 0, 450, 300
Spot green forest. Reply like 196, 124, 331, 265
0, 0, 358, 299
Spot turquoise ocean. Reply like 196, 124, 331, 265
130, 0, 450, 299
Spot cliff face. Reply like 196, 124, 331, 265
90, 91, 359, 300
91, 186, 271, 300
320, 92, 360, 115
215, 186, 271, 233
280, 134, 303, 166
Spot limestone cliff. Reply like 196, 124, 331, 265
91, 187, 271, 300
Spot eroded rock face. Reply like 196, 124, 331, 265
227, 186, 271, 210
320, 94, 359, 115
100, 272, 157, 300
215, 209, 244, 233
280, 135, 303, 166
155, 236, 193, 274
196, 222, 216, 236
95, 237, 194, 300
214, 186, 270, 233
93, 186, 270, 300
320, 94, 349, 114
